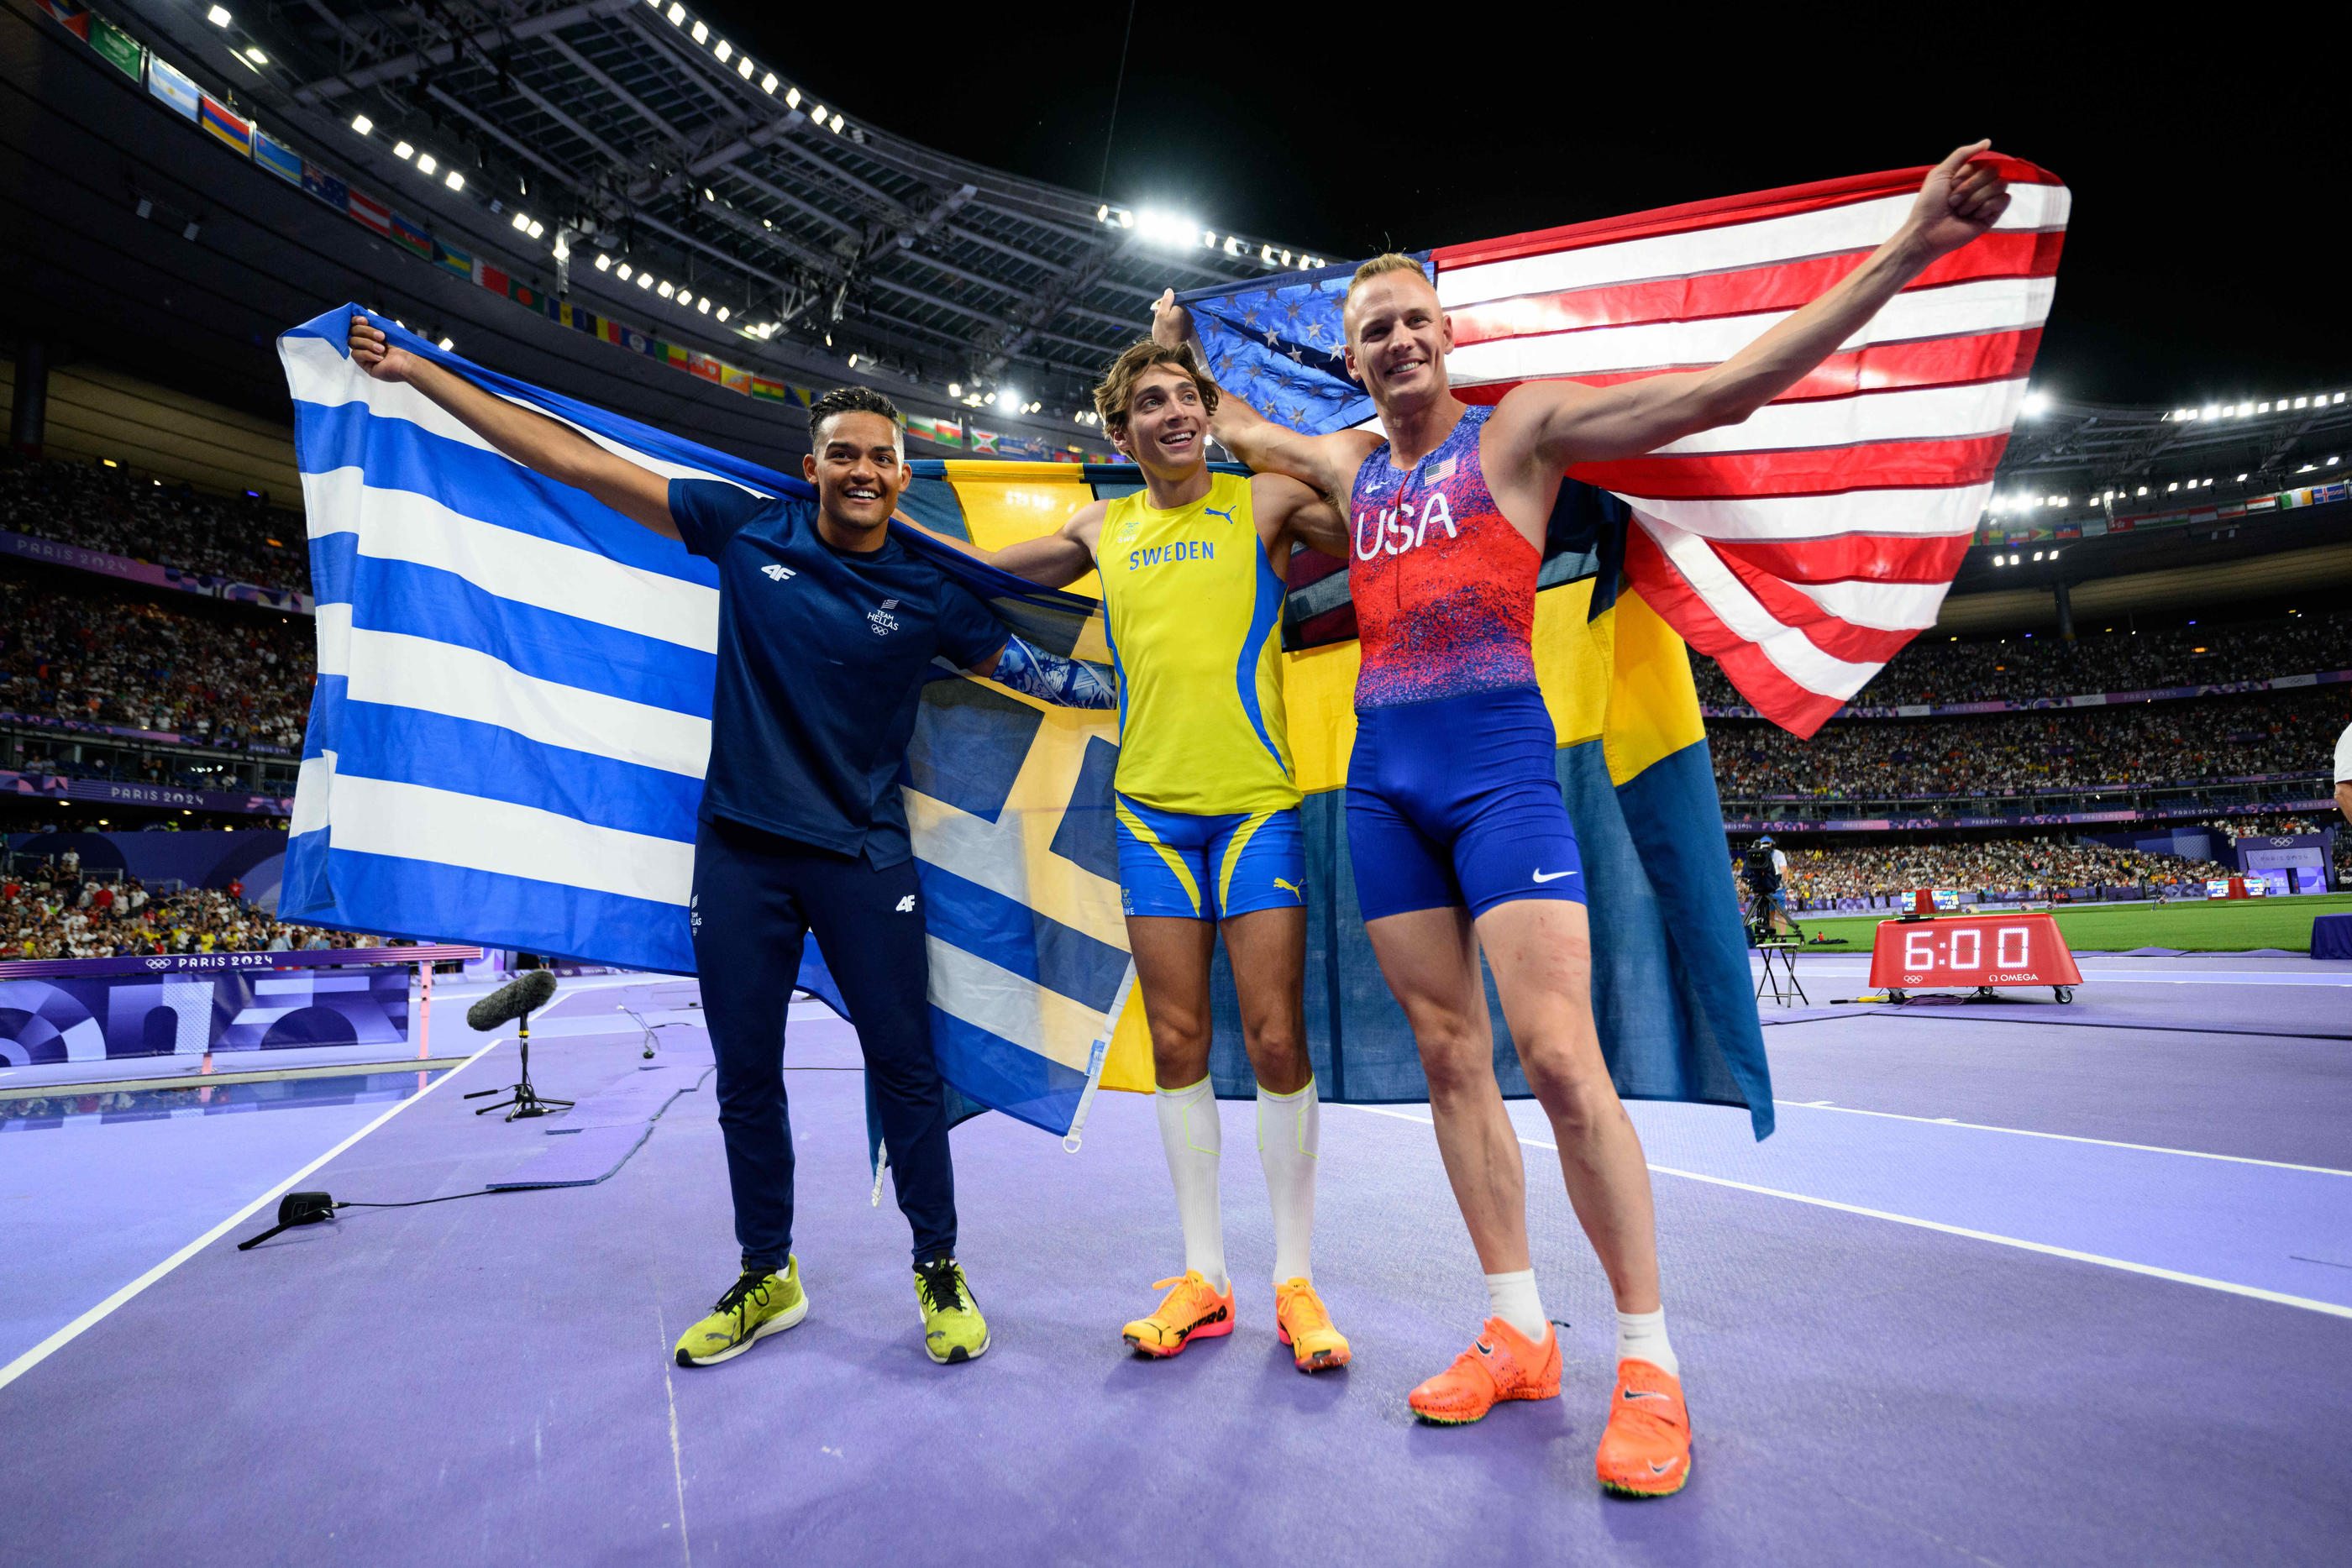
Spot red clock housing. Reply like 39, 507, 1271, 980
1867, 912, 2083, 992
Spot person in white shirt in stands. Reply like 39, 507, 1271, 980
2334, 718, 2352, 833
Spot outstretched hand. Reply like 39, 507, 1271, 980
1150, 287, 1193, 350
346, 313, 416, 383
1903, 141, 2011, 260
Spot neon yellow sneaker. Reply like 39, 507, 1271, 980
1274, 1277, 1352, 1372
915, 1256, 990, 1364
674, 1258, 806, 1367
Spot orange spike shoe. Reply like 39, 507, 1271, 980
1121, 1272, 1236, 1358
1596, 1358, 1693, 1497
1406, 1315, 1562, 1425
1273, 1278, 1352, 1372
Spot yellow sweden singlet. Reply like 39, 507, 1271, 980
1096, 472, 1299, 815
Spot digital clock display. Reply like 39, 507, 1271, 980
1867, 912, 2083, 991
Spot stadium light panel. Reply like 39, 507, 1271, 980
638, 272, 654, 290
2020, 390, 2050, 417
445, 170, 465, 191
2294, 396, 2309, 408
2200, 406, 2219, 419
513, 211, 531, 232
716, 307, 728, 321
667, 3, 684, 23
786, 87, 801, 108
207, 5, 230, 24
2258, 402, 2271, 413
2237, 473, 2247, 481
697, 298, 711, 313
847, 354, 858, 368
396, 142, 415, 160
713, 39, 732, 60
2166, 481, 2179, 491
691, 20, 708, 43
528, 220, 544, 239
2033, 551, 2044, 561
438, 336, 453, 349
738, 56, 755, 79
811, 104, 828, 123
2136, 486, 2148, 496
948, 382, 961, 396
351, 114, 373, 135
762, 73, 778, 93
416, 153, 437, 176
830, 113, 843, 133
596, 254, 612, 270
703, 187, 715, 202
2331, 456, 2341, 466
615, 262, 632, 279
244, 47, 267, 64
658, 281, 675, 298
2335, 393, 2346, 403
2237, 403, 2252, 416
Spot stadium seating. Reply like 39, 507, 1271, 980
0, 867, 349, 959
0, 456, 309, 594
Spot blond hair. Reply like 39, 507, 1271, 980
1091, 339, 1219, 443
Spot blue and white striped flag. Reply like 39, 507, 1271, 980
278, 306, 1133, 1138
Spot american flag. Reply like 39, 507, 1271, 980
1185, 156, 2069, 737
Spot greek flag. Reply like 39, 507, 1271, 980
278, 306, 1131, 1139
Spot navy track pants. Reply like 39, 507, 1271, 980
690, 816, 956, 1268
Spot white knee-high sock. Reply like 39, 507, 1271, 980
1154, 1077, 1226, 1293
1615, 1307, 1678, 1377
1256, 1080, 1320, 1284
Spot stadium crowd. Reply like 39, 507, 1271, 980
0, 457, 309, 594
1695, 609, 2352, 710
1713, 689, 2345, 800
1769, 837, 2212, 905
0, 578, 312, 750
0, 864, 358, 959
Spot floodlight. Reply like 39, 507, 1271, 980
658, 281, 675, 298
667, 3, 684, 23
690, 19, 708, 42
527, 220, 544, 239
596, 254, 612, 270
2236, 473, 2246, 481
2019, 390, 2050, 417
352, 114, 373, 135
638, 272, 654, 289
762, 73, 777, 93
416, 153, 437, 176
2295, 396, 2310, 408
244, 47, 267, 64
697, 298, 711, 313
2200, 406, 2219, 419
615, 262, 632, 279
512, 210, 530, 230
786, 87, 801, 108
396, 141, 415, 160
438, 336, 453, 349
829, 113, 843, 132
949, 382, 962, 396
207, 5, 230, 24
715, 307, 728, 321
444, 170, 464, 191
714, 39, 732, 60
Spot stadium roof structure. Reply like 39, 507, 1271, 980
123, 0, 1331, 421
1988, 387, 2352, 519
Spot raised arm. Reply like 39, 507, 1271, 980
1494, 143, 2013, 473
347, 314, 678, 538
1151, 291, 1375, 497
903, 500, 1103, 590
1249, 472, 1350, 561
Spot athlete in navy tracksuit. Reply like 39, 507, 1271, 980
346, 317, 1110, 1368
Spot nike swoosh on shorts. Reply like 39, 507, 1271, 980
1532, 869, 1578, 884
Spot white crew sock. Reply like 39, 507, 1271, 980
1154, 1076, 1227, 1293
1256, 1079, 1320, 1285
1483, 1268, 1549, 1343
1615, 1307, 1679, 1377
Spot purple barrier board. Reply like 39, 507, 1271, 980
0, 945, 482, 980
0, 772, 293, 816
1701, 668, 2352, 723
0, 947, 480, 1066
0, 527, 312, 612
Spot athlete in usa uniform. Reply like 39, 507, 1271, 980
921, 340, 1358, 1371
1155, 142, 2014, 1496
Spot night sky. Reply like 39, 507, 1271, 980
696, 2, 2347, 406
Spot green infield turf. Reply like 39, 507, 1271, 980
1777, 893, 2352, 954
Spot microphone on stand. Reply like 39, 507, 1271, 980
462, 968, 571, 1120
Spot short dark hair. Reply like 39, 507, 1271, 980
807, 385, 904, 448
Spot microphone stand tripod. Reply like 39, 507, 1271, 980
463, 1003, 574, 1121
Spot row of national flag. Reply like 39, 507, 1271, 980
32, 0, 1103, 461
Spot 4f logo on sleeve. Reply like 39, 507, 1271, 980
894, 894, 916, 913
761, 564, 797, 582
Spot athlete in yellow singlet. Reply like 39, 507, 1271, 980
921, 340, 1356, 1371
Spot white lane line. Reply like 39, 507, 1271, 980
1768, 1101, 2352, 1177
1335, 1104, 2352, 1321
0, 1040, 499, 1396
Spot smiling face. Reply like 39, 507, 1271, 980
801, 410, 905, 542
1342, 267, 1454, 414
1113, 364, 1212, 480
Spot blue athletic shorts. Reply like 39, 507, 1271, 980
1115, 795, 1307, 922
1347, 686, 1585, 922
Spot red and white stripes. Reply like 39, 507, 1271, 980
1432, 157, 2069, 737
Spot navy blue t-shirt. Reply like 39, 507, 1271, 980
671, 479, 1007, 865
